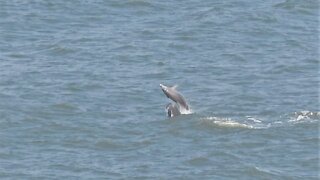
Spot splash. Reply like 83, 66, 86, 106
179, 106, 193, 115
288, 111, 320, 123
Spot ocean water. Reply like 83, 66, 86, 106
0, 0, 319, 179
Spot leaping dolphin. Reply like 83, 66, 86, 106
166, 103, 181, 117
160, 84, 189, 111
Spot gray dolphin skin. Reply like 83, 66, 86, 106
160, 84, 189, 111
166, 103, 181, 117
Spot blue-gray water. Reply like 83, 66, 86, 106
0, 0, 319, 179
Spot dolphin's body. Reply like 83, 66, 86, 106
166, 103, 181, 117
160, 84, 190, 114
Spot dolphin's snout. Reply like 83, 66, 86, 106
160, 84, 166, 90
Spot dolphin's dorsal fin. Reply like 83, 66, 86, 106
172, 85, 178, 89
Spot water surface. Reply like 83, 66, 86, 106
0, 0, 319, 179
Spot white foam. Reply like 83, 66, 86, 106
246, 116, 262, 123
213, 120, 254, 128
289, 111, 320, 123
202, 117, 254, 129
179, 107, 193, 115
198, 111, 319, 130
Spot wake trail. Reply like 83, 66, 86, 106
199, 110, 320, 129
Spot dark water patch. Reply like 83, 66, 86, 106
110, 0, 156, 9
94, 138, 124, 150
184, 156, 211, 166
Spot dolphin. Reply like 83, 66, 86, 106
166, 103, 181, 117
160, 84, 189, 111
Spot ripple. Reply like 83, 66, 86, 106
184, 156, 211, 166
94, 139, 124, 150
110, 0, 155, 9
